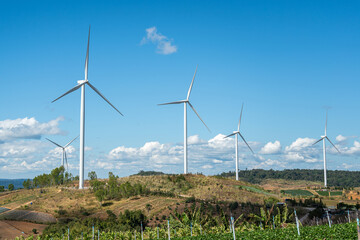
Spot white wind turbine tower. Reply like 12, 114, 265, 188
313, 111, 340, 187
224, 104, 254, 181
52, 27, 123, 189
46, 136, 78, 170
158, 65, 210, 174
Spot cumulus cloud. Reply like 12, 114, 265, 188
254, 159, 286, 169
0, 139, 77, 174
104, 134, 259, 173
259, 141, 281, 154
336, 141, 360, 155
141, 27, 177, 55
283, 137, 320, 163
188, 135, 205, 145
336, 135, 347, 143
0, 117, 63, 142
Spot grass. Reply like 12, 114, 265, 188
239, 186, 275, 196
281, 189, 314, 196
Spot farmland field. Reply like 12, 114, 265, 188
281, 189, 313, 196
239, 186, 275, 196
316, 191, 343, 196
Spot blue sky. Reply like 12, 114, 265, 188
0, 0, 359, 179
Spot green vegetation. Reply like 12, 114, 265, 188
219, 169, 360, 187
8, 183, 14, 191
281, 189, 313, 196
0, 185, 4, 192
133, 170, 166, 176
316, 190, 342, 196
22, 166, 75, 188
90, 172, 149, 205
18, 220, 358, 239
240, 186, 274, 196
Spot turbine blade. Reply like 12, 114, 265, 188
326, 137, 341, 153
188, 102, 211, 132
312, 137, 324, 145
238, 133, 254, 154
87, 82, 124, 116
187, 65, 198, 100
46, 138, 63, 148
64, 136, 79, 148
85, 26, 90, 81
158, 100, 185, 105
325, 110, 328, 136
224, 133, 236, 138
51, 83, 85, 103
238, 103, 244, 131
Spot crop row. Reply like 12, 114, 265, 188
14, 222, 359, 240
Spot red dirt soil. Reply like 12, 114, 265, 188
0, 220, 47, 240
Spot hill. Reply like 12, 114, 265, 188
218, 169, 360, 187
2, 172, 360, 239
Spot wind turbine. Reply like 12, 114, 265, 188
158, 65, 210, 174
46, 136, 78, 170
52, 27, 123, 189
224, 103, 254, 181
313, 111, 340, 187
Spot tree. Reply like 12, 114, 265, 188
146, 203, 152, 215
0, 186, 4, 192
88, 171, 97, 180
95, 188, 106, 206
23, 179, 32, 189
50, 166, 65, 185
8, 184, 14, 191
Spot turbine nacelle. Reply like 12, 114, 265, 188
77, 80, 88, 85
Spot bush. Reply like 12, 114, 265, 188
58, 209, 67, 216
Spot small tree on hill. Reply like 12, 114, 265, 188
23, 179, 32, 189
95, 188, 106, 206
88, 171, 97, 180
8, 184, 14, 191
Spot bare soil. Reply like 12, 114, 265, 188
0, 220, 47, 240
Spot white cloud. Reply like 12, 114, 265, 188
85, 146, 92, 151
283, 137, 320, 163
212, 159, 223, 164
337, 140, 360, 155
141, 27, 177, 55
254, 159, 286, 169
202, 165, 213, 169
0, 117, 63, 142
104, 134, 259, 174
259, 141, 281, 154
188, 135, 205, 145
336, 135, 347, 143
285, 137, 315, 152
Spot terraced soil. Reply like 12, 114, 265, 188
0, 209, 56, 223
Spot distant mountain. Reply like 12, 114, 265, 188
0, 179, 28, 189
